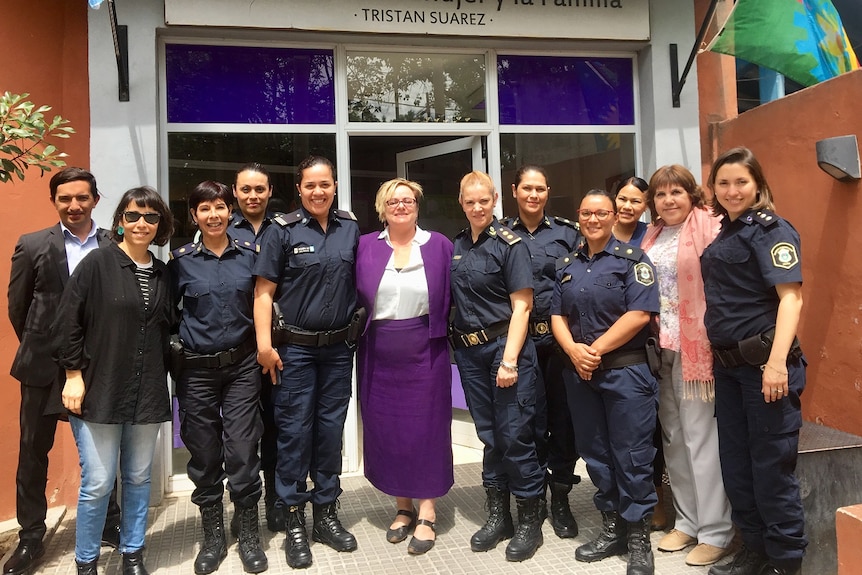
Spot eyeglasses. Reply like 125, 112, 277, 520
577, 209, 615, 221
385, 198, 417, 207
123, 211, 161, 224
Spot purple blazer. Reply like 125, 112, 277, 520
356, 229, 453, 340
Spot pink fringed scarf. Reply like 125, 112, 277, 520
642, 207, 721, 401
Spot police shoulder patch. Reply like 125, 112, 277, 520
274, 209, 302, 227
495, 225, 521, 246
770, 242, 799, 269
634, 262, 655, 286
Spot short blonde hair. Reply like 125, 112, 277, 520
459, 171, 495, 199
374, 178, 423, 224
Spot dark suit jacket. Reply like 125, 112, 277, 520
8, 224, 110, 387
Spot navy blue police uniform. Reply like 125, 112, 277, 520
503, 214, 581, 485
253, 207, 359, 509
169, 236, 263, 509
701, 209, 807, 571
451, 218, 545, 498
228, 210, 283, 524
552, 237, 660, 522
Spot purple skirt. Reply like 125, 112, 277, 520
358, 315, 454, 499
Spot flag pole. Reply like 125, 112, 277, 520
671, 0, 720, 107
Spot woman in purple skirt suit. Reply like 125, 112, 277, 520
356, 178, 454, 556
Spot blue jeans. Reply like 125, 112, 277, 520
70, 418, 160, 562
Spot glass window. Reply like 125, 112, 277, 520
166, 132, 336, 250
497, 55, 634, 125
165, 44, 335, 124
500, 133, 637, 220
347, 52, 486, 123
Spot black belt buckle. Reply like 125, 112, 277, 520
317, 331, 332, 347
215, 349, 233, 368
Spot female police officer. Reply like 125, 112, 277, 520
169, 181, 266, 574
551, 189, 660, 575
253, 156, 360, 570
702, 147, 806, 575
451, 171, 545, 562
503, 165, 580, 538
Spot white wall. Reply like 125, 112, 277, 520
88, 0, 163, 235
638, 0, 702, 178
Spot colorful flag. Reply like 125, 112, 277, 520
88, 0, 105, 8
706, 0, 860, 87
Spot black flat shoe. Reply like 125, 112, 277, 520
3, 541, 44, 575
407, 519, 436, 555
386, 507, 416, 544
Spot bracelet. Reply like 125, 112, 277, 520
760, 363, 788, 376
499, 360, 519, 373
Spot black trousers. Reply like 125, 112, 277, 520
177, 351, 263, 509
535, 343, 578, 483
17, 383, 120, 543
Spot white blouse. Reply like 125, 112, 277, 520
372, 226, 431, 321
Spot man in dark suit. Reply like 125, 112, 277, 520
5, 167, 120, 575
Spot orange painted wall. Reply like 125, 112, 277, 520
702, 69, 862, 435
0, 0, 90, 520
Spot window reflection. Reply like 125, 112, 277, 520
347, 52, 486, 123
500, 133, 637, 220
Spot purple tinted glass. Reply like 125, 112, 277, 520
166, 44, 335, 124
498, 55, 634, 125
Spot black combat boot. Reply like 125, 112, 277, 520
263, 470, 285, 532
708, 545, 769, 575
760, 559, 802, 575
575, 510, 628, 562
76, 558, 98, 575
236, 505, 268, 573
470, 487, 515, 552
122, 550, 149, 575
311, 501, 357, 552
284, 505, 312, 569
194, 504, 227, 575
548, 480, 578, 538
626, 516, 655, 575
505, 496, 544, 561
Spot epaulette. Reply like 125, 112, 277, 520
611, 243, 644, 262
233, 238, 260, 254
499, 216, 514, 227
171, 242, 199, 259
455, 226, 469, 239
334, 209, 357, 221
749, 210, 779, 228
553, 215, 580, 231
489, 224, 521, 245
273, 209, 303, 227
556, 251, 579, 270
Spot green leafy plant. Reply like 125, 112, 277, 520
0, 92, 75, 183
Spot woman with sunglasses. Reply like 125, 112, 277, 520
551, 189, 660, 575
169, 181, 267, 574
356, 178, 454, 555
54, 187, 174, 575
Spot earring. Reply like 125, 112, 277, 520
117, 225, 124, 236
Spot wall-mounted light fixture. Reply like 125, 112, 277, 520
816, 135, 861, 182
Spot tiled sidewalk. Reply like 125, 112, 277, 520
34, 462, 713, 575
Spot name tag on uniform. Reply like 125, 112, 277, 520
293, 245, 315, 255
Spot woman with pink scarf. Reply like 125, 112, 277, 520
641, 165, 734, 567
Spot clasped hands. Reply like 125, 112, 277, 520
566, 343, 601, 381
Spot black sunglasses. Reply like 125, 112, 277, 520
123, 211, 161, 225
